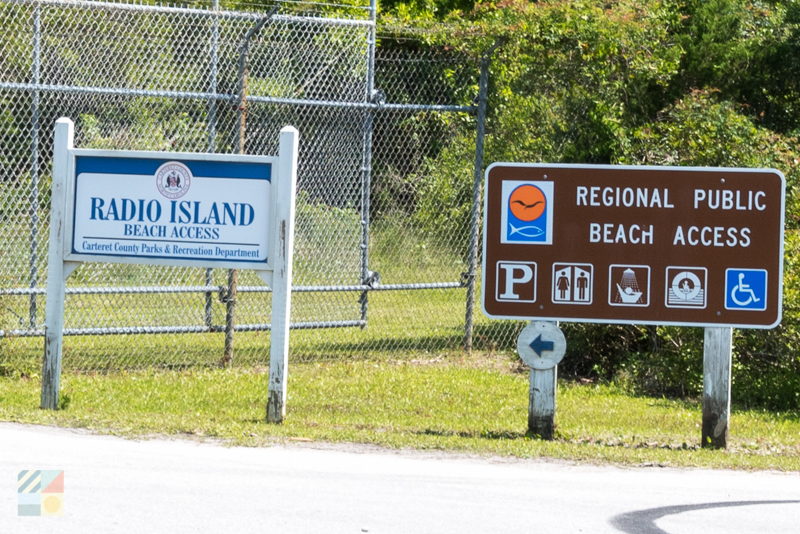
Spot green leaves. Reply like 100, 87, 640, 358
388, 1, 800, 410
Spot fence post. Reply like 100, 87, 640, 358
28, 3, 42, 329
224, 9, 277, 366
702, 326, 733, 449
463, 47, 492, 351
359, 0, 378, 324
204, 0, 220, 331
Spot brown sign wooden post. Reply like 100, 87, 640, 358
481, 163, 785, 446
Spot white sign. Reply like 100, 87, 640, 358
66, 149, 276, 270
42, 118, 299, 425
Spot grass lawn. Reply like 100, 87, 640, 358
1, 220, 798, 470
1, 357, 798, 471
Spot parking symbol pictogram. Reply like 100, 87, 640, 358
496, 261, 537, 303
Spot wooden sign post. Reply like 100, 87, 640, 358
517, 321, 566, 439
702, 327, 733, 448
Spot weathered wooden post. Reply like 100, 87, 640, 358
266, 126, 299, 424
528, 366, 557, 439
41, 118, 76, 410
518, 321, 566, 440
702, 326, 733, 448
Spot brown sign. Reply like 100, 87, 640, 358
481, 164, 785, 328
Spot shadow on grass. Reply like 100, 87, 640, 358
470, 322, 523, 352
416, 428, 532, 441
291, 332, 467, 360
291, 321, 523, 361
417, 429, 706, 449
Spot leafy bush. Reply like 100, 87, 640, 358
393, 1, 800, 409
412, 132, 476, 253
617, 90, 800, 409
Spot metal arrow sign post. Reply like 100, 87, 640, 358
516, 321, 566, 439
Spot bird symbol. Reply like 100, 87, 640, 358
508, 184, 547, 222
512, 200, 544, 209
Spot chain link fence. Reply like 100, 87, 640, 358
0, 0, 519, 374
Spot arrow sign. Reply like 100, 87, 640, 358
529, 334, 555, 356
516, 321, 566, 369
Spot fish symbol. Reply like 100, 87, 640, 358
509, 224, 545, 238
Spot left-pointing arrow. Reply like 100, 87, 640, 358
529, 334, 555, 356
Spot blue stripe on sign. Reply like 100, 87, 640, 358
18, 470, 41, 493
75, 156, 271, 180
18, 504, 41, 516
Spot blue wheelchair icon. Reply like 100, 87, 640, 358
725, 269, 767, 311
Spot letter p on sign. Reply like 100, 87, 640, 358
497, 261, 537, 302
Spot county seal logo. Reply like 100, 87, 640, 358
500, 180, 554, 244
156, 161, 192, 199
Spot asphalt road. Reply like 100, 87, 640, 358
1, 422, 798, 533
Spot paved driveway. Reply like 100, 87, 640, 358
1, 423, 798, 533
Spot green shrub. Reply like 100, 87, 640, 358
412, 133, 476, 254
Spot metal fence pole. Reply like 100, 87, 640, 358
28, 3, 42, 329
204, 0, 219, 330
463, 48, 492, 351
0, 1, 487, 364
358, 0, 378, 324
223, 8, 277, 366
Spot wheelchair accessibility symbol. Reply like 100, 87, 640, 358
725, 269, 767, 311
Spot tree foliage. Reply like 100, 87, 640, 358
385, 0, 800, 409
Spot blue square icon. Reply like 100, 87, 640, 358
725, 269, 767, 311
